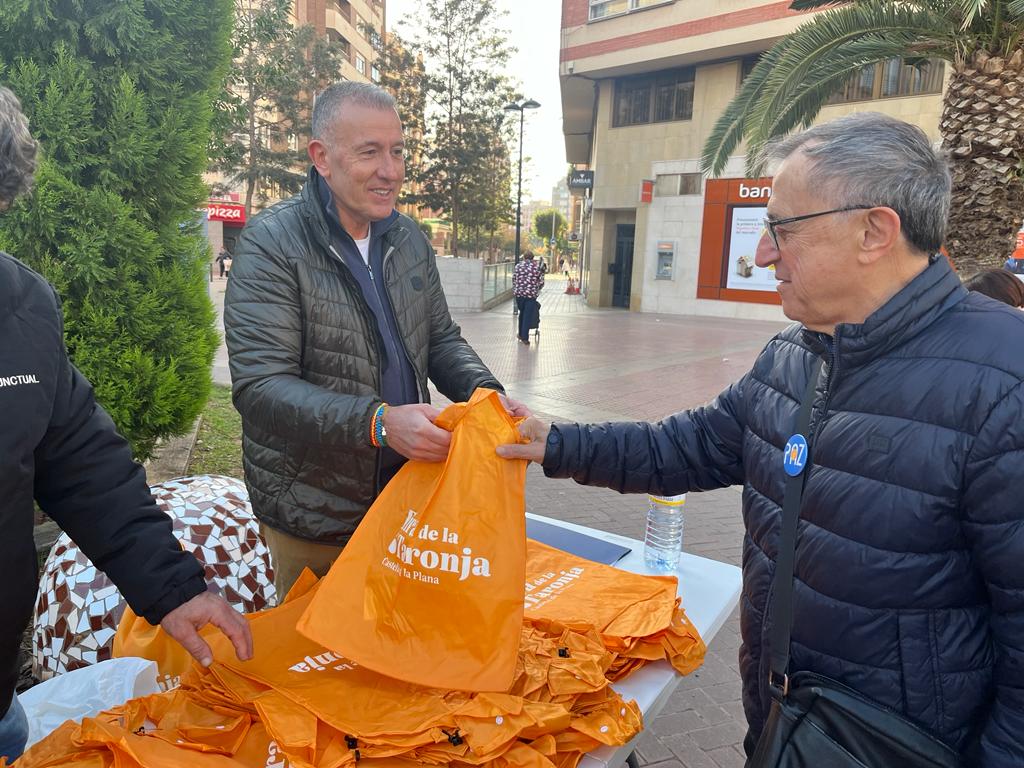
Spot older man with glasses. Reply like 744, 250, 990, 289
500, 112, 1024, 767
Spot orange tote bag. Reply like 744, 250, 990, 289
297, 388, 527, 692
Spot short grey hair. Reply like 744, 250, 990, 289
0, 86, 38, 208
311, 81, 397, 141
764, 112, 950, 254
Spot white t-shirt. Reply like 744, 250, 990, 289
355, 235, 371, 267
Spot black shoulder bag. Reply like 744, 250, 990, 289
746, 359, 960, 768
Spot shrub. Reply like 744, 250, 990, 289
0, 1, 232, 459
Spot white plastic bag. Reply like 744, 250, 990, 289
17, 657, 160, 748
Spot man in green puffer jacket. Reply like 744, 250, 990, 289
224, 82, 526, 595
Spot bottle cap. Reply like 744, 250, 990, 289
647, 493, 686, 505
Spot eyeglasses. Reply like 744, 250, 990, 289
763, 205, 875, 249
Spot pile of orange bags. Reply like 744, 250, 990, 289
13, 543, 706, 768
13, 389, 706, 767
523, 541, 705, 680
13, 572, 644, 768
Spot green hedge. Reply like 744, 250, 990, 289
0, 1, 232, 460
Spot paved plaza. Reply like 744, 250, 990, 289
209, 272, 790, 767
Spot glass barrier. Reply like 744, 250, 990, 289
482, 261, 515, 303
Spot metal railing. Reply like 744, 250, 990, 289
482, 261, 515, 307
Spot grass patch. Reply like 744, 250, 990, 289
187, 384, 244, 480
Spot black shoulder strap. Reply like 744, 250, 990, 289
767, 357, 824, 696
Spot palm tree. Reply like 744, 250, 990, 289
701, 0, 1024, 274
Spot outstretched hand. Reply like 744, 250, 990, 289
496, 416, 551, 464
384, 403, 451, 461
160, 590, 253, 667
498, 393, 532, 419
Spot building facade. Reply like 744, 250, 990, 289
295, 0, 385, 84
551, 177, 573, 223
205, 0, 385, 261
559, 0, 947, 319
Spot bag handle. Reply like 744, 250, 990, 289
767, 357, 823, 698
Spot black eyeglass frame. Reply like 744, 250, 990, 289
764, 205, 875, 249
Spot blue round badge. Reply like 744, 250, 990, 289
782, 434, 809, 477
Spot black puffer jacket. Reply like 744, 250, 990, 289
0, 253, 205, 719
542, 256, 1024, 767
224, 169, 503, 544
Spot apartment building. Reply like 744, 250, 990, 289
551, 177, 573, 222
205, 0, 384, 258
559, 0, 946, 320
295, 0, 385, 84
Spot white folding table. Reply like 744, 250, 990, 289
525, 513, 743, 768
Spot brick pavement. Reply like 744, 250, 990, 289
444, 275, 789, 768
209, 271, 789, 766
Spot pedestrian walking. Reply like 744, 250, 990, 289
215, 247, 231, 278
499, 112, 1024, 767
512, 250, 543, 345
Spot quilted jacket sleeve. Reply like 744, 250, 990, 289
422, 242, 504, 402
541, 375, 749, 494
225, 219, 378, 448
962, 380, 1024, 768
34, 294, 205, 625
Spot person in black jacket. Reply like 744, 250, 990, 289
499, 113, 1024, 767
0, 86, 252, 761
224, 81, 527, 595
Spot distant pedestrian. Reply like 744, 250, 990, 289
222, 253, 233, 277
964, 268, 1024, 307
512, 251, 543, 345
215, 248, 230, 279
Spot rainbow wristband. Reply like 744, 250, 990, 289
370, 403, 388, 448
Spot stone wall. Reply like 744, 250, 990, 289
435, 256, 484, 311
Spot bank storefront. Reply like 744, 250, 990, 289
630, 170, 787, 322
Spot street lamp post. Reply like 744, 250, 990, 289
503, 99, 540, 267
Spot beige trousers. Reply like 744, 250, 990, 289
260, 524, 345, 600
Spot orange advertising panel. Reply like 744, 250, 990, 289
697, 178, 781, 306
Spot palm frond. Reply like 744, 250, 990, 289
748, 0, 950, 131
956, 0, 990, 28
1009, 0, 1024, 17
792, 0, 957, 11
745, 38, 950, 173
699, 47, 785, 176
703, 0, 957, 176
789, 0, 851, 10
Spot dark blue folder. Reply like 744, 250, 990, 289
526, 518, 632, 566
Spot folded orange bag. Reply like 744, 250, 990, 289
297, 388, 527, 692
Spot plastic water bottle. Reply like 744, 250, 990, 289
644, 494, 686, 572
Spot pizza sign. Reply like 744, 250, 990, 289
203, 202, 246, 223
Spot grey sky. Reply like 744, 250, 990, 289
385, 0, 566, 202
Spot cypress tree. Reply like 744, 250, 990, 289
0, 0, 232, 460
